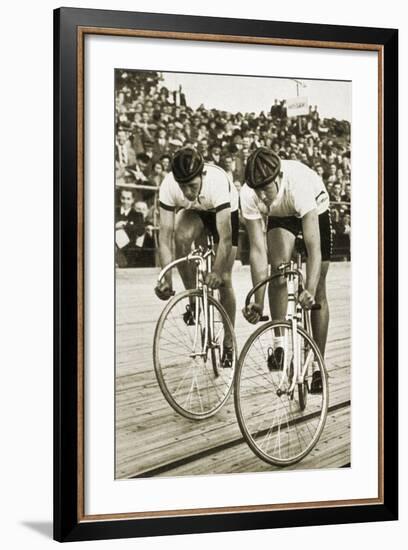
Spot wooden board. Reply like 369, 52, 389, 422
115, 262, 351, 479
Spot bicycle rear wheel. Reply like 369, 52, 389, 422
234, 321, 328, 466
153, 289, 236, 420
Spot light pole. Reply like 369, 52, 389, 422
291, 78, 307, 97
289, 79, 307, 133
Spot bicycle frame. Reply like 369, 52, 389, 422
278, 260, 314, 395
245, 251, 316, 396
156, 236, 216, 357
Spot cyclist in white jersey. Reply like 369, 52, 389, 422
155, 147, 239, 367
240, 147, 332, 393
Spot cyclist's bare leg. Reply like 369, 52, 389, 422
218, 246, 238, 348
174, 210, 205, 290
266, 228, 296, 320
310, 260, 330, 356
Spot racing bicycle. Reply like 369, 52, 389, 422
153, 235, 237, 420
234, 241, 329, 466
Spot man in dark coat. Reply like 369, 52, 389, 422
115, 188, 145, 267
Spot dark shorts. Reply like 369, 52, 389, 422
196, 209, 240, 247
267, 209, 332, 261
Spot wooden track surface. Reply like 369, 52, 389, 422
115, 262, 350, 478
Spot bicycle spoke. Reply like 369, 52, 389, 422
172, 362, 195, 397
167, 310, 197, 348
237, 322, 327, 464
161, 319, 192, 351
188, 368, 204, 413
155, 291, 235, 419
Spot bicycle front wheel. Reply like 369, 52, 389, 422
234, 321, 328, 466
153, 289, 236, 420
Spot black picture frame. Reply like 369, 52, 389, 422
54, 7, 398, 542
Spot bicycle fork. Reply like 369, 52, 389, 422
190, 257, 215, 359
277, 262, 302, 396
276, 316, 314, 397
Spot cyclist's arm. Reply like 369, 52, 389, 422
301, 208, 322, 298
245, 218, 268, 306
158, 207, 175, 287
213, 207, 233, 277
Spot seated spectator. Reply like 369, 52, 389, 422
310, 144, 322, 165
143, 139, 155, 165
271, 141, 281, 154
330, 206, 342, 249
315, 164, 325, 181
222, 154, 241, 185
134, 200, 149, 220
342, 182, 351, 203
299, 152, 309, 165
330, 182, 343, 203
127, 153, 150, 184
115, 189, 145, 267
197, 137, 209, 159
130, 125, 145, 155
154, 127, 168, 158
324, 180, 333, 196
133, 201, 156, 267
341, 151, 351, 172
342, 213, 351, 235
208, 143, 222, 165
305, 136, 314, 157
336, 168, 345, 184
336, 212, 351, 260
160, 154, 171, 174
115, 129, 136, 170
126, 152, 155, 202
150, 161, 165, 188
328, 163, 338, 179
289, 133, 297, 145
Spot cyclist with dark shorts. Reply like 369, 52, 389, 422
241, 147, 332, 393
155, 147, 239, 367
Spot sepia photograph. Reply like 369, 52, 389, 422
114, 68, 352, 479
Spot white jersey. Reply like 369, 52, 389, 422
159, 163, 239, 213
240, 160, 329, 220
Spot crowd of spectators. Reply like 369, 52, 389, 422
115, 70, 351, 267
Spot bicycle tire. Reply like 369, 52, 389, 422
207, 296, 220, 378
298, 381, 308, 411
297, 338, 310, 411
153, 289, 236, 420
234, 320, 328, 466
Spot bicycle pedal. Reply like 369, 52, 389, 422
183, 305, 196, 326
267, 347, 284, 371
221, 347, 234, 368
310, 371, 323, 394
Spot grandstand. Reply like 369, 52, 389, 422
115, 69, 351, 266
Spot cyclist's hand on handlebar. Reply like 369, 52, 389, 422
154, 280, 174, 301
299, 289, 315, 309
242, 303, 264, 324
205, 272, 223, 289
